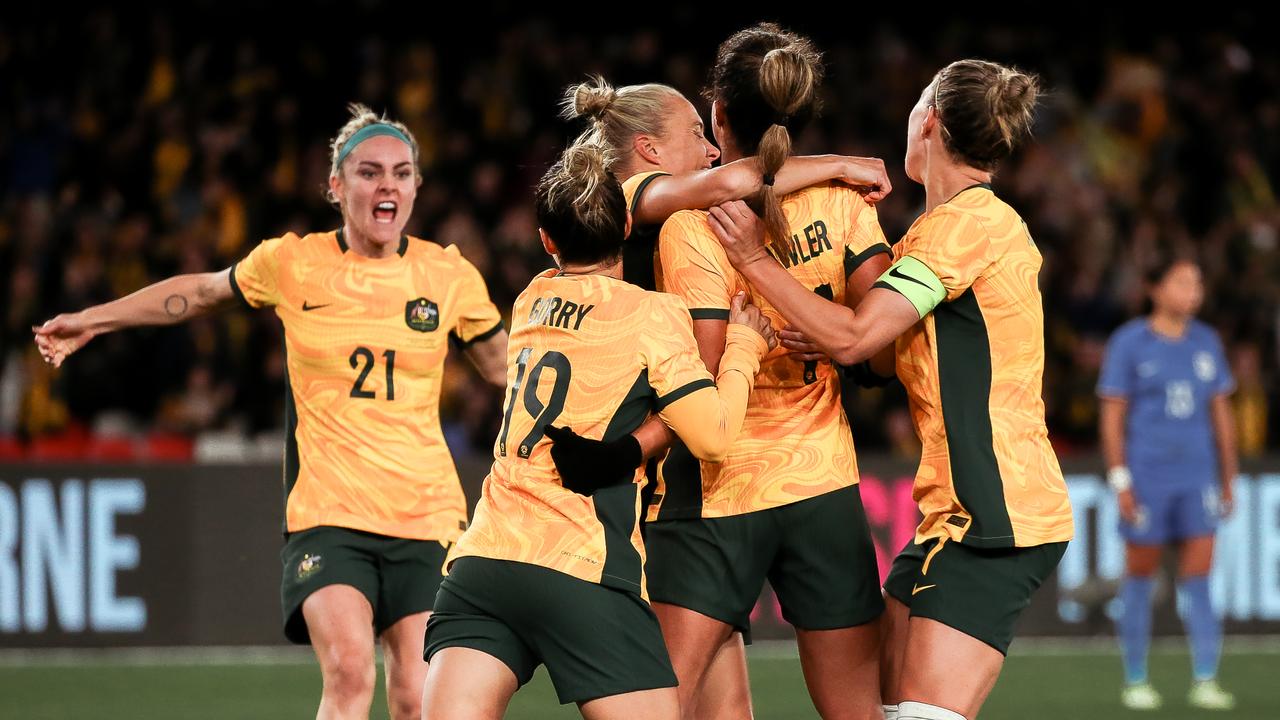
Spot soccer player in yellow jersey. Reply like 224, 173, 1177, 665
33, 104, 508, 720
587, 24, 892, 720
561, 75, 890, 295
554, 74, 894, 718
709, 60, 1075, 720
421, 143, 774, 720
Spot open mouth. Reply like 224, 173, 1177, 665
373, 201, 397, 224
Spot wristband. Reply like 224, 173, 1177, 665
1107, 466, 1132, 493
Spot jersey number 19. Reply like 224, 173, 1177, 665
498, 347, 573, 458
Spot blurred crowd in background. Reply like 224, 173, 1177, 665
0, 7, 1275, 462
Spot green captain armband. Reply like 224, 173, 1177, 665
872, 256, 946, 318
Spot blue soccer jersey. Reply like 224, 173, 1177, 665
1097, 319, 1234, 489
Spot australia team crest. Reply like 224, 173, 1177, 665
296, 553, 323, 581
405, 298, 440, 332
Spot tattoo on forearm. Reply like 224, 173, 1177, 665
165, 294, 190, 319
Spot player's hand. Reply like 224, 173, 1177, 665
1219, 482, 1235, 519
32, 313, 96, 368
708, 201, 771, 270
1117, 489, 1139, 525
729, 291, 776, 351
840, 156, 892, 204
546, 426, 643, 497
779, 325, 826, 362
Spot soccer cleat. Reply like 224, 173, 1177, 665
1120, 682, 1162, 711
1187, 680, 1236, 711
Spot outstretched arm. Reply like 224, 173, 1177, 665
633, 155, 892, 225
34, 268, 237, 367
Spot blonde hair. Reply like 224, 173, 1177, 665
561, 76, 684, 171
708, 23, 823, 264
324, 103, 422, 205
931, 60, 1040, 171
535, 141, 628, 265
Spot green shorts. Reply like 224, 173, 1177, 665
645, 485, 884, 633
425, 557, 677, 705
883, 537, 1067, 655
280, 525, 449, 645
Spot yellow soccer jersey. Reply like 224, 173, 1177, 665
231, 228, 503, 542
448, 269, 765, 596
620, 170, 670, 291
875, 184, 1074, 548
653, 182, 891, 519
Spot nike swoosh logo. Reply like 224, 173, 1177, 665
911, 584, 936, 596
888, 266, 933, 291
302, 301, 332, 312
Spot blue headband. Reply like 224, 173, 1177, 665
336, 123, 413, 168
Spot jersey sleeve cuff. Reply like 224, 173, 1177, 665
844, 243, 892, 277
655, 378, 715, 410
630, 172, 670, 214
451, 320, 505, 349
228, 263, 254, 309
689, 308, 730, 321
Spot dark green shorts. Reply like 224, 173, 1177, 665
883, 537, 1067, 655
425, 557, 677, 705
645, 485, 884, 633
280, 525, 448, 645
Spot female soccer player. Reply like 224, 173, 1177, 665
33, 104, 508, 720
555, 73, 892, 718
420, 142, 774, 720
639, 23, 893, 720
1098, 258, 1238, 711
708, 59, 1075, 720
562, 75, 890, 294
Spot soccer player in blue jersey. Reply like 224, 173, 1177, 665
1097, 257, 1239, 711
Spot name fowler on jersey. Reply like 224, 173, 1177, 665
527, 294, 596, 330
771, 219, 834, 267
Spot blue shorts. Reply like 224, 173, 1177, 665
1120, 484, 1220, 544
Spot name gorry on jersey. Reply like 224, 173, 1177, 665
527, 295, 595, 330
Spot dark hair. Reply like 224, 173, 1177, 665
1141, 252, 1200, 315
706, 23, 823, 263
535, 143, 627, 266
1145, 253, 1198, 287
932, 59, 1039, 172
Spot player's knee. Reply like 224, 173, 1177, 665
1125, 552, 1161, 576
321, 650, 376, 701
1178, 549, 1215, 576
386, 668, 426, 720
386, 686, 422, 720
1178, 567, 1213, 581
